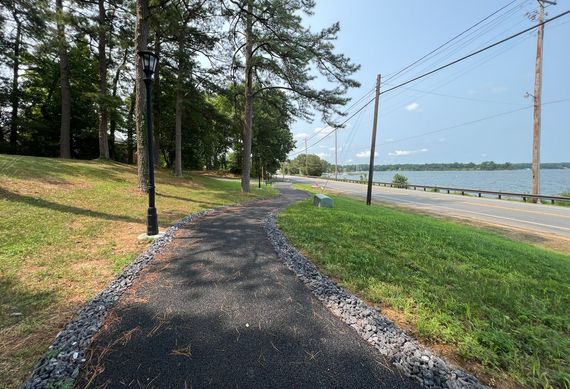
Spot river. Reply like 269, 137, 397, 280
326, 169, 570, 196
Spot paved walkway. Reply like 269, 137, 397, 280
78, 184, 420, 388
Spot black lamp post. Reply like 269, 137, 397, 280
138, 50, 159, 236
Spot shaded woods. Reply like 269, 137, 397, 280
0, 0, 358, 192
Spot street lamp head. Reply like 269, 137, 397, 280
138, 50, 159, 79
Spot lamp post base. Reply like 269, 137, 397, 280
137, 232, 165, 241
147, 207, 159, 236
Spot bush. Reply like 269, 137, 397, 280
555, 190, 570, 207
392, 173, 408, 188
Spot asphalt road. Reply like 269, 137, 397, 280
286, 175, 570, 239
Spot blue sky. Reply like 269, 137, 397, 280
288, 0, 570, 165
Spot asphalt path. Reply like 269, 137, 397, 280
287, 175, 570, 239
77, 184, 420, 388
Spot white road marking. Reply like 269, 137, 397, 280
372, 193, 570, 233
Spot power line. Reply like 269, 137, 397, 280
301, 87, 377, 144
297, 1, 529, 150
347, 1, 526, 118
383, 0, 523, 83
381, 9, 570, 96
379, 98, 570, 146
290, 8, 570, 159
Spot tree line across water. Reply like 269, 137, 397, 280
0, 0, 359, 192
283, 156, 570, 177
337, 161, 570, 172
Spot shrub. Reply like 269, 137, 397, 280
392, 173, 408, 188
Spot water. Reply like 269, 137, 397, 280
327, 169, 570, 196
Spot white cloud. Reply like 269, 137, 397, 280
388, 148, 428, 157
316, 152, 329, 158
294, 132, 309, 139
330, 147, 342, 151
481, 153, 487, 157
356, 150, 378, 158
438, 137, 446, 142
405, 102, 421, 112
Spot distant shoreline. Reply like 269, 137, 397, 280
333, 162, 570, 173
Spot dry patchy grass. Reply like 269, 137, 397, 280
0, 154, 276, 387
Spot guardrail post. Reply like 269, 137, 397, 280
478, 193, 481, 197
447, 189, 450, 194
498, 194, 502, 199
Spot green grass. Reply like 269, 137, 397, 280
0, 154, 277, 388
279, 186, 570, 388
554, 190, 570, 207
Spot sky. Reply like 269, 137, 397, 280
288, 0, 570, 165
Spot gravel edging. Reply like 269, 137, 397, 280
264, 212, 486, 389
21, 208, 218, 389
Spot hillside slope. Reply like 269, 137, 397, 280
0, 154, 275, 387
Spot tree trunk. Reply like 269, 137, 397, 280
110, 46, 129, 160
9, 19, 21, 147
56, 0, 71, 158
153, 35, 161, 167
98, 0, 110, 159
134, 0, 150, 191
241, 0, 254, 193
174, 33, 184, 177
127, 88, 135, 164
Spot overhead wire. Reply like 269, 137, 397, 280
288, 8, 570, 158
291, 0, 531, 154
379, 97, 570, 147
386, 0, 524, 81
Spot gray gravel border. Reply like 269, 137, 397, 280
20, 208, 218, 389
264, 212, 486, 389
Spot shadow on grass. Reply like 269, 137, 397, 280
0, 276, 57, 328
0, 187, 141, 224
0, 155, 134, 184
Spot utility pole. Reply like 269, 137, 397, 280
531, 0, 555, 202
334, 128, 338, 180
366, 74, 382, 206
305, 137, 308, 176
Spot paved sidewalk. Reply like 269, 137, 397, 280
77, 184, 420, 388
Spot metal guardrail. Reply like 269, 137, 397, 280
321, 177, 570, 204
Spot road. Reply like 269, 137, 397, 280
286, 175, 570, 239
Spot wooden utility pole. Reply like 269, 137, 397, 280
366, 74, 382, 206
531, 0, 555, 201
305, 138, 308, 176
334, 128, 338, 180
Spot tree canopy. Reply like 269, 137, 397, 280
0, 0, 358, 191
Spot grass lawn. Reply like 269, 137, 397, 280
278, 186, 569, 389
0, 154, 277, 388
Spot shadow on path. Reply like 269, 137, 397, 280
77, 185, 420, 388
